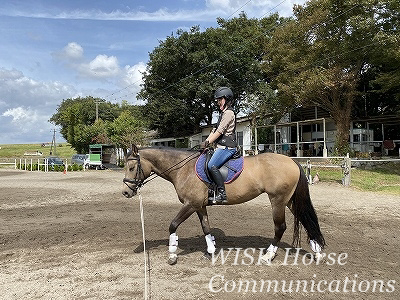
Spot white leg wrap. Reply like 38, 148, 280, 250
260, 244, 278, 264
205, 234, 216, 254
169, 233, 178, 253
310, 240, 321, 253
267, 244, 278, 253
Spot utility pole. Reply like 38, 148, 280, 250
50, 129, 57, 155
95, 99, 100, 121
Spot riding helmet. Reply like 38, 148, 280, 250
214, 87, 233, 102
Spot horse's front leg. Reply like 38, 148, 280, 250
168, 203, 196, 265
197, 206, 216, 259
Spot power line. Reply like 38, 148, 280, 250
102, 0, 290, 104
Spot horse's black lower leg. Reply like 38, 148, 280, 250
196, 206, 211, 235
197, 207, 216, 258
169, 203, 196, 234
261, 204, 286, 263
272, 221, 286, 246
168, 203, 196, 265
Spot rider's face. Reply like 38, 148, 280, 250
216, 97, 226, 111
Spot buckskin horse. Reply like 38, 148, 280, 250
122, 145, 325, 265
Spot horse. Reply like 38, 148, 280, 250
122, 145, 325, 265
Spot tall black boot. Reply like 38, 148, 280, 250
208, 166, 228, 204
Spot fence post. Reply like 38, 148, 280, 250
306, 159, 312, 184
342, 153, 351, 186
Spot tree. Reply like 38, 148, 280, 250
107, 110, 147, 149
50, 96, 122, 153
138, 13, 282, 137
262, 0, 399, 154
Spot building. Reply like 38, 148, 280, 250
149, 106, 400, 157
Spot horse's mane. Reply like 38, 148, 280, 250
127, 146, 199, 159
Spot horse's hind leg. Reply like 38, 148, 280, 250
197, 207, 216, 258
261, 201, 287, 264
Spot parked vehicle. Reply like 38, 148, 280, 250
46, 156, 64, 170
83, 154, 104, 170
71, 154, 86, 165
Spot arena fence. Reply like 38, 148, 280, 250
293, 156, 400, 186
0, 158, 71, 172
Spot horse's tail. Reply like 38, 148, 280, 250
290, 161, 326, 250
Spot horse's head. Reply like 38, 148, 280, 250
122, 145, 151, 198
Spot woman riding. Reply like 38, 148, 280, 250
202, 87, 237, 204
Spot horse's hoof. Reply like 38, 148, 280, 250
260, 251, 276, 264
168, 254, 177, 265
203, 252, 212, 260
314, 252, 324, 263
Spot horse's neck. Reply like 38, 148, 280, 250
141, 149, 189, 181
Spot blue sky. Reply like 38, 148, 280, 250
0, 0, 305, 144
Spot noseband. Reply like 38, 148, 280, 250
123, 155, 145, 191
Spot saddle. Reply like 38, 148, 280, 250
195, 148, 244, 184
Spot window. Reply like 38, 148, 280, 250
236, 131, 243, 147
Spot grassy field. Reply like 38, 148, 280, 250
311, 164, 400, 195
0, 143, 77, 159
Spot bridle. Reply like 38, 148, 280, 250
123, 148, 201, 192
123, 155, 146, 191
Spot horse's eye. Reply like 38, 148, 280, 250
129, 167, 135, 172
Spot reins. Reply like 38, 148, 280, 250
123, 149, 201, 191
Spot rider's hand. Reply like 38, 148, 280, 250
200, 140, 210, 149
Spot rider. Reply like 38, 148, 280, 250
203, 87, 237, 204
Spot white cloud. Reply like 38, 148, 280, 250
63, 42, 84, 60
1, 1, 306, 22
79, 54, 120, 78
121, 62, 146, 87
206, 0, 231, 10
0, 68, 77, 143
2, 106, 37, 123
52, 42, 84, 62
0, 68, 77, 109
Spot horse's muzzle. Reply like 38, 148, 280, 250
122, 187, 137, 198
122, 179, 138, 198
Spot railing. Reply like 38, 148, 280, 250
0, 158, 70, 172
293, 156, 400, 186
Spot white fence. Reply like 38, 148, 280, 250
293, 156, 400, 186
0, 158, 70, 172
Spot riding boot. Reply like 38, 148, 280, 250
208, 166, 228, 204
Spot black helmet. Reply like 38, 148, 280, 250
214, 87, 233, 102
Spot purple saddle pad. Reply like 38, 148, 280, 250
195, 152, 244, 184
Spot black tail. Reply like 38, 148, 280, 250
290, 161, 326, 249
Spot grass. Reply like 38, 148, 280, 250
311, 164, 400, 195
0, 143, 77, 159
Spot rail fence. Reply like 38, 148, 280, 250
293, 156, 400, 186
0, 158, 71, 172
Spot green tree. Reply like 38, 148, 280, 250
138, 13, 281, 137
107, 110, 147, 149
50, 96, 122, 152
73, 119, 109, 153
262, 0, 399, 154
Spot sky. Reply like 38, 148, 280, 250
0, 0, 306, 144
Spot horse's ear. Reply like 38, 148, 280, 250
131, 144, 138, 155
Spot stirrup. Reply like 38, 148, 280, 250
208, 190, 228, 205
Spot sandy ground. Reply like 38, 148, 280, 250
0, 169, 399, 300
